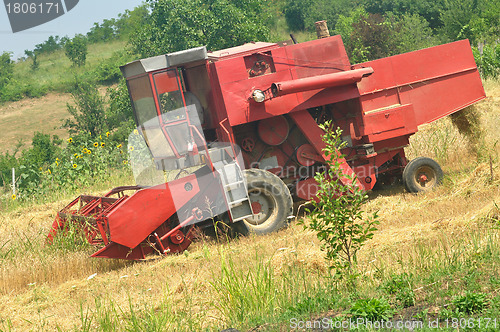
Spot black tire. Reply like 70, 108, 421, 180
402, 157, 443, 193
232, 169, 293, 235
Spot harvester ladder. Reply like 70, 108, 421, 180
213, 160, 253, 222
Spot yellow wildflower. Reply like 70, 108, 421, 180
101, 142, 105, 147
117, 144, 122, 149
123, 160, 128, 165
12, 194, 16, 200
67, 138, 73, 143
133, 129, 139, 135
93, 142, 98, 148
106, 132, 110, 137
129, 146, 134, 151
73, 164, 77, 169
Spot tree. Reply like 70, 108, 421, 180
64, 34, 88, 67
64, 80, 106, 136
364, 0, 446, 31
284, 0, 315, 31
303, 122, 379, 277
391, 13, 438, 53
0, 52, 14, 90
24, 50, 39, 70
130, 0, 271, 57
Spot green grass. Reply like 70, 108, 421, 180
13, 40, 128, 93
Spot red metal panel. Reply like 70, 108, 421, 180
362, 104, 417, 142
107, 175, 199, 249
289, 110, 360, 188
356, 40, 485, 125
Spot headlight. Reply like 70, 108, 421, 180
252, 89, 266, 103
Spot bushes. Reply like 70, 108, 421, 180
474, 43, 500, 79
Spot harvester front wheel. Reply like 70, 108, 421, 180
233, 169, 293, 235
403, 157, 443, 193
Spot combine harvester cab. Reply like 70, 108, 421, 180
48, 33, 485, 260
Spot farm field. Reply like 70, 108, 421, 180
0, 80, 499, 331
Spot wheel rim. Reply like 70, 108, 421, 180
414, 165, 437, 189
245, 188, 277, 226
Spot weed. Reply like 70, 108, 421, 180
348, 298, 393, 321
452, 292, 488, 314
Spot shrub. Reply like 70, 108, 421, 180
64, 34, 88, 67
64, 79, 106, 136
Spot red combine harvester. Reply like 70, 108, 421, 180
47, 34, 485, 260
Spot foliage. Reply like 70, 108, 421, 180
64, 79, 106, 136
473, 44, 500, 79
0, 52, 14, 91
87, 19, 117, 43
0, 151, 19, 187
452, 292, 488, 314
24, 50, 39, 70
34, 35, 63, 55
283, 0, 315, 31
131, 0, 271, 57
364, 0, 446, 30
381, 273, 415, 308
440, 0, 500, 45
284, 0, 363, 33
304, 122, 379, 275
334, 7, 371, 62
349, 298, 393, 321
106, 79, 136, 143
64, 34, 88, 67
20, 132, 61, 168
91, 49, 135, 85
391, 13, 438, 54
16, 131, 126, 199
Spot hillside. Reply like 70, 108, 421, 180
0, 93, 72, 153
0, 80, 498, 331
0, 39, 128, 154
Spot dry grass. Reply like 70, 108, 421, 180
0, 93, 72, 154
0, 79, 499, 330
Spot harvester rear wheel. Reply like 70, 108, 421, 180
403, 157, 443, 193
232, 169, 293, 235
